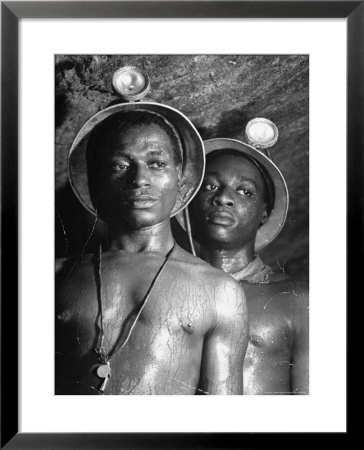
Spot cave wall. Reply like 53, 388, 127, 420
55, 54, 309, 278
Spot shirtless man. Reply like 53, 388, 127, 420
186, 137, 309, 395
56, 105, 248, 395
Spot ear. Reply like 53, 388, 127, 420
259, 206, 269, 227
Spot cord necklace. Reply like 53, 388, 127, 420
94, 241, 176, 393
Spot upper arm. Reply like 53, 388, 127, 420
291, 284, 309, 394
198, 278, 248, 395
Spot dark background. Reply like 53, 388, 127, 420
55, 54, 309, 278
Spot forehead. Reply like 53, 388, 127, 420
104, 122, 174, 156
206, 151, 264, 183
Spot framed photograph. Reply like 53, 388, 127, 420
2, 1, 359, 448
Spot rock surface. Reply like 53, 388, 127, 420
55, 55, 309, 278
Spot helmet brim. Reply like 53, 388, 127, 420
176, 138, 289, 252
68, 102, 205, 218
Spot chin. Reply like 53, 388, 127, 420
122, 209, 170, 229
125, 213, 159, 229
198, 225, 235, 247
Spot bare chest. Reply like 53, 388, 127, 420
56, 260, 212, 352
242, 283, 294, 358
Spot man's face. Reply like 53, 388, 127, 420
97, 122, 181, 228
189, 152, 268, 249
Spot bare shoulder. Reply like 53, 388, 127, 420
173, 245, 245, 289
55, 256, 72, 275
55, 253, 95, 286
262, 276, 308, 302
286, 279, 309, 324
279, 278, 308, 307
173, 245, 230, 277
265, 277, 309, 327
173, 245, 246, 311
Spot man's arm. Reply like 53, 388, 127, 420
290, 283, 309, 394
198, 277, 248, 395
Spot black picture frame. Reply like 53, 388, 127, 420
1, 1, 359, 448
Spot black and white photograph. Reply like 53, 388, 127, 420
55, 54, 309, 396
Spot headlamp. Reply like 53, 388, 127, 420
112, 66, 151, 101
245, 118, 279, 150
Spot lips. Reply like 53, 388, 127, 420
207, 209, 235, 226
124, 195, 158, 209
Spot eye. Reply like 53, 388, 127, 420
111, 162, 130, 172
237, 188, 252, 197
149, 160, 167, 168
204, 183, 219, 191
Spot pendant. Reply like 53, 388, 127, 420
97, 363, 111, 378
96, 362, 111, 393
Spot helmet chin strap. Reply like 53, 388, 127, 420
183, 207, 196, 256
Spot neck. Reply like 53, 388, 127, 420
200, 242, 255, 275
106, 219, 175, 254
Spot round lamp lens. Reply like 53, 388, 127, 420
245, 118, 279, 149
112, 66, 150, 101
248, 122, 275, 142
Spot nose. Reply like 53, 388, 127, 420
129, 164, 151, 188
212, 186, 235, 207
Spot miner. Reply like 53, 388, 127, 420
56, 105, 248, 395
186, 137, 309, 395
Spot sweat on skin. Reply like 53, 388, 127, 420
189, 150, 309, 395
56, 112, 249, 395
